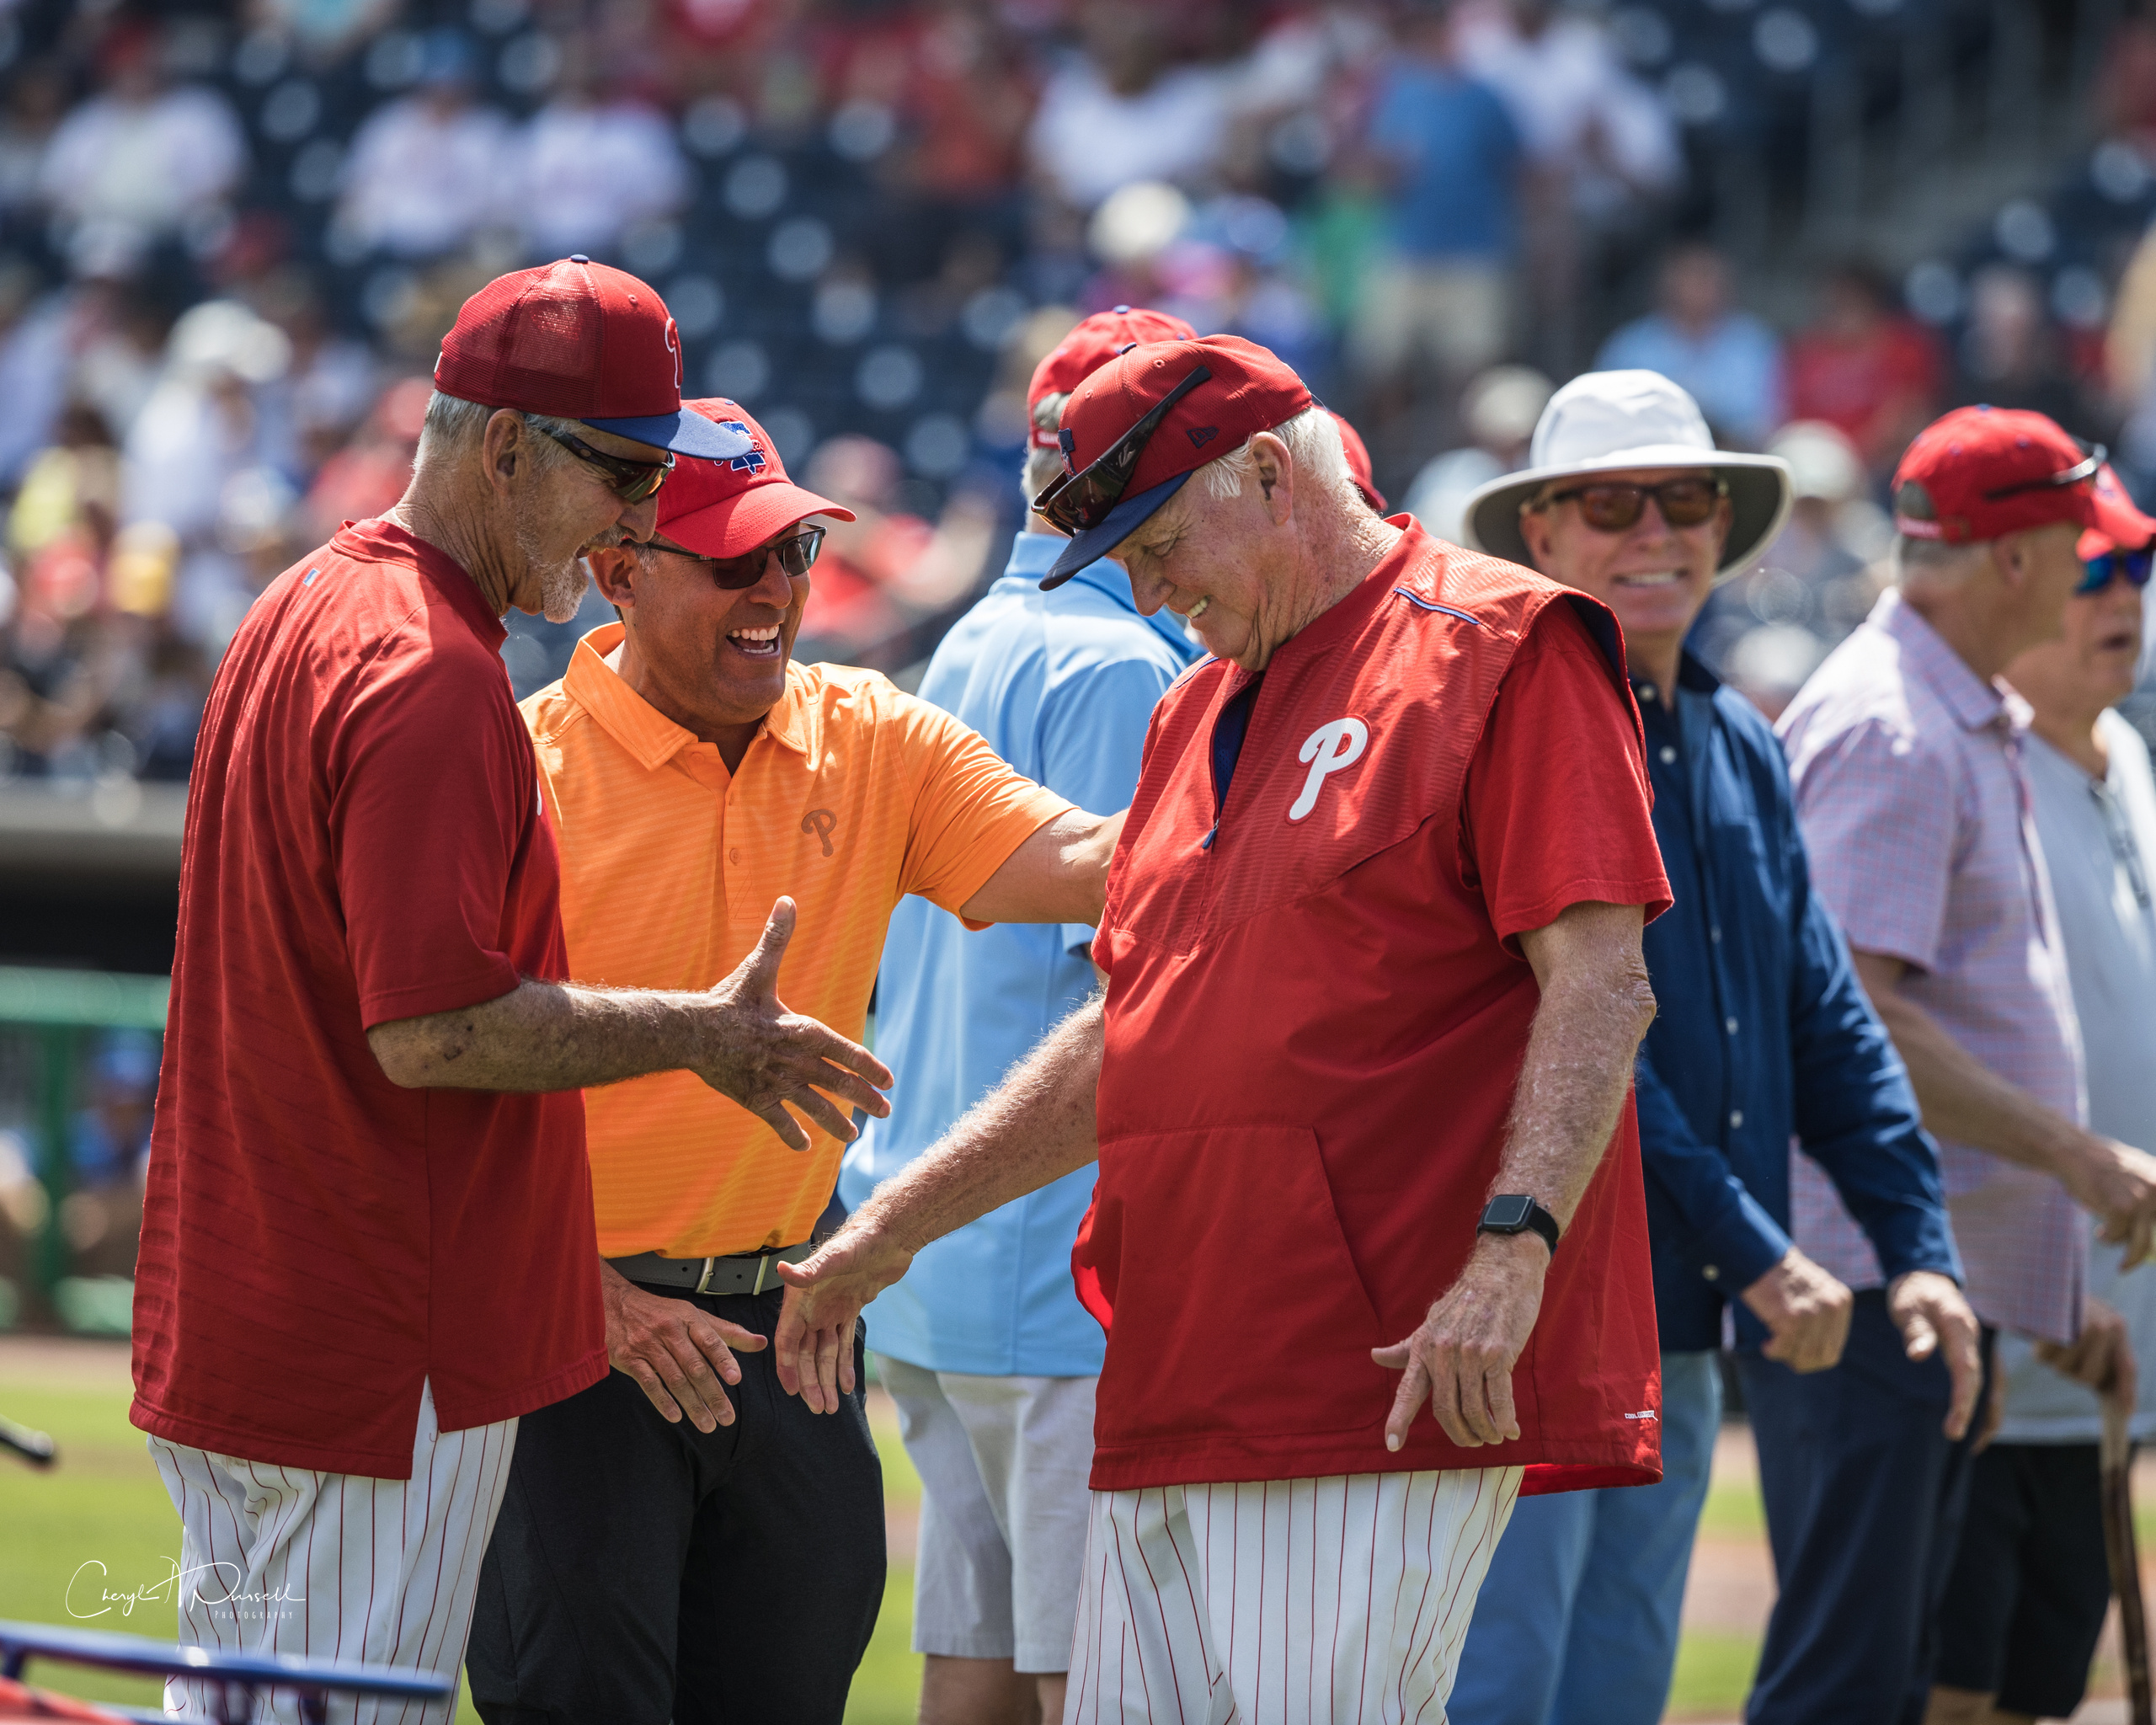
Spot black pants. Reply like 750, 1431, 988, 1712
1738, 1292, 1997, 1725
1935, 1442, 2111, 1717
467, 1284, 885, 1725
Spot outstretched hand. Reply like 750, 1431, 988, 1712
697, 898, 894, 1150
773, 1218, 917, 1413
1373, 1235, 1548, 1450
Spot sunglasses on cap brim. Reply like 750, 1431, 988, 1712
2079, 544, 2153, 594
1981, 440, 2105, 502
1536, 476, 1729, 533
540, 425, 674, 504
649, 524, 827, 590
1033, 364, 1212, 538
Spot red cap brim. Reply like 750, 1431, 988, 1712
2089, 469, 2156, 554
659, 482, 857, 558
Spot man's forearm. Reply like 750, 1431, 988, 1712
958, 809, 1125, 926
368, 978, 728, 1092
1865, 981, 2088, 1175
857, 996, 1106, 1252
1501, 909, 1660, 1228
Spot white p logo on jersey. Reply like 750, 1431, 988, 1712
1289, 717, 1369, 820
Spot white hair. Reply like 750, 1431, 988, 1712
1022, 389, 1069, 505
1892, 534, 1989, 588
414, 390, 584, 477
1192, 404, 1357, 510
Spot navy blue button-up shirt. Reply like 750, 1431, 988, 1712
1636, 653, 1960, 1351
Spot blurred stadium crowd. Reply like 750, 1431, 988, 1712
2, 0, 2156, 796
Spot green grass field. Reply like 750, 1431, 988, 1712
0, 1343, 1782, 1722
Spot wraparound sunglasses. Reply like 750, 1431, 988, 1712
1032, 364, 1213, 537
539, 425, 674, 504
650, 525, 827, 590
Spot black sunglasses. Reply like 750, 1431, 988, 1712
1982, 441, 2105, 502
1032, 364, 1213, 537
2079, 544, 2154, 594
539, 425, 674, 504
651, 524, 826, 590
1539, 476, 1728, 533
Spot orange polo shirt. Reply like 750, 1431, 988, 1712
524, 623, 1073, 1258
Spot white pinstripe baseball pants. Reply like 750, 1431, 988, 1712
1065, 1467, 1524, 1725
147, 1381, 516, 1724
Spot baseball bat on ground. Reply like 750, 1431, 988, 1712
0, 1411, 56, 1467
2102, 1387, 2153, 1725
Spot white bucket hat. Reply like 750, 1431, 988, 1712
1460, 370, 1793, 579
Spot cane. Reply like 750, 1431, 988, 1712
0, 1412, 55, 1468
2102, 1387, 2153, 1725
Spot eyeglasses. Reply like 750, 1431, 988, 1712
2079, 544, 2154, 595
650, 525, 826, 590
1537, 477, 1728, 533
1982, 441, 2105, 502
1033, 365, 1212, 537
538, 425, 674, 504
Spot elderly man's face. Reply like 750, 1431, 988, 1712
1517, 466, 1730, 664
606, 526, 813, 729
1110, 444, 1309, 671
504, 421, 666, 623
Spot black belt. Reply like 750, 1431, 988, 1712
607, 1242, 814, 1297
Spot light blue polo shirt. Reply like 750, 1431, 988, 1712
841, 531, 1199, 1377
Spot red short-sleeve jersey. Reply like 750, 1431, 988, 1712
131, 521, 606, 1479
1079, 522, 1672, 1495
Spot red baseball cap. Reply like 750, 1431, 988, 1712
2078, 464, 2156, 559
1330, 409, 1386, 512
434, 255, 743, 459
651, 398, 855, 558
1892, 404, 2148, 547
1027, 305, 1198, 448
1041, 334, 1314, 589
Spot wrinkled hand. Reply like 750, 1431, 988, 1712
1742, 1247, 1853, 1374
1372, 1235, 1546, 1450
2036, 1293, 2138, 1409
1887, 1269, 1983, 1440
2068, 1139, 2156, 1269
773, 1216, 917, 1413
696, 898, 894, 1151
601, 1261, 768, 1433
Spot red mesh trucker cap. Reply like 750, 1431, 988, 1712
2078, 463, 2156, 559
1041, 334, 1315, 588
653, 398, 856, 558
1892, 403, 2147, 547
434, 255, 745, 460
1330, 409, 1386, 512
1027, 305, 1199, 449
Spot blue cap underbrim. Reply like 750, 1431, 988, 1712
582, 410, 752, 461
1040, 471, 1194, 590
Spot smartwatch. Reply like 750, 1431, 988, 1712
1478, 1194, 1561, 1257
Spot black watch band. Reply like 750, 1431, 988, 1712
1478, 1194, 1560, 1256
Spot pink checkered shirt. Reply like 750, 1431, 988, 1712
1776, 590, 2086, 1343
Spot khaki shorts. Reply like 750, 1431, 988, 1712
1350, 258, 1513, 379
879, 1354, 1097, 1673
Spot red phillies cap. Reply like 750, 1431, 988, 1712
651, 398, 856, 558
2077, 463, 2156, 559
434, 255, 743, 460
1027, 305, 1198, 448
1330, 409, 1386, 512
1892, 403, 2138, 547
1042, 334, 1314, 588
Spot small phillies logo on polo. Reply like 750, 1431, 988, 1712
1288, 718, 1369, 820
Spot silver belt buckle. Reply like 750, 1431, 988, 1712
750, 1252, 774, 1296
692, 1256, 719, 1295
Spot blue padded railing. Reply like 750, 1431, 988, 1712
0, 1619, 451, 1725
